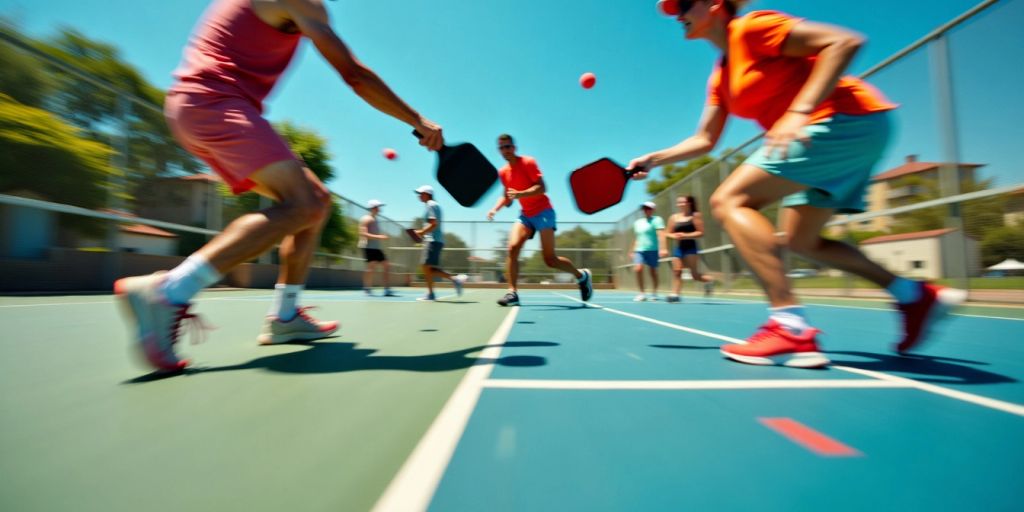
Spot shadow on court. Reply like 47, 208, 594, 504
123, 341, 558, 383
830, 350, 1018, 385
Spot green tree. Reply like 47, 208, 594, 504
980, 225, 1024, 267
34, 29, 198, 184
889, 175, 1004, 239
0, 24, 52, 108
0, 93, 117, 208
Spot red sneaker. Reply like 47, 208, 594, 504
895, 283, 967, 354
722, 320, 829, 368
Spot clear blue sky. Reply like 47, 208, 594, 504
2, 0, 1018, 234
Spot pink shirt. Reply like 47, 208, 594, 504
170, 0, 301, 110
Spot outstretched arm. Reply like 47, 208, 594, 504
282, 0, 443, 150
627, 104, 728, 179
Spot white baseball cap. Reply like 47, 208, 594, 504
366, 199, 385, 209
414, 185, 434, 195
641, 201, 657, 210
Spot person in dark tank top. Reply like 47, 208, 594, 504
666, 195, 715, 302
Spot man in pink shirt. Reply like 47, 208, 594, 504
487, 134, 593, 307
115, 0, 444, 371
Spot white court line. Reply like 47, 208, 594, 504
485, 379, 910, 390
552, 292, 1024, 417
371, 306, 519, 512
536, 290, 1024, 322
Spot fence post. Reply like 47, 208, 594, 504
931, 34, 971, 291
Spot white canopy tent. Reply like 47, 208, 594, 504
986, 258, 1024, 271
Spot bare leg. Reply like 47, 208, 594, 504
634, 263, 645, 294
506, 223, 531, 292
363, 261, 375, 289
670, 257, 683, 296
196, 160, 331, 274
538, 228, 582, 279
683, 254, 712, 283
422, 264, 434, 295
781, 205, 897, 287
648, 265, 659, 295
709, 164, 808, 308
381, 261, 391, 289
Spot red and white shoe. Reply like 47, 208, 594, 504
722, 320, 829, 368
258, 306, 339, 345
895, 283, 967, 354
114, 272, 196, 371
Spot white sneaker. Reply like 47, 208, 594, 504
114, 272, 199, 371
648, 294, 658, 301
454, 274, 467, 297
633, 294, 647, 302
258, 307, 339, 345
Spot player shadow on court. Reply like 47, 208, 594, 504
123, 341, 557, 382
649, 344, 722, 351
518, 304, 589, 311
828, 350, 1017, 385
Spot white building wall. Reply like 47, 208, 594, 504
860, 238, 941, 280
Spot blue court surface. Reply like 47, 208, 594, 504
377, 290, 1024, 512
1, 289, 1022, 512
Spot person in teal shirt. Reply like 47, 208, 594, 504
632, 202, 668, 301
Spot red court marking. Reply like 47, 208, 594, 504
758, 417, 863, 457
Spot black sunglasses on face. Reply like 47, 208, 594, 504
666, 0, 697, 16
498, 144, 514, 150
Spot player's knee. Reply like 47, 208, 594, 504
543, 254, 560, 268
709, 192, 733, 222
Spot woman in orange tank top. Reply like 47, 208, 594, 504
627, 1, 966, 368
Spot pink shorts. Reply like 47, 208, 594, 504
165, 91, 299, 194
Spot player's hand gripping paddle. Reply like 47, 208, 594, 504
569, 158, 644, 214
413, 131, 498, 207
405, 228, 423, 243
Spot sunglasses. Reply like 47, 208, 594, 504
658, 0, 696, 17
498, 144, 514, 150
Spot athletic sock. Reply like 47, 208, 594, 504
769, 306, 809, 335
161, 254, 221, 305
270, 284, 303, 321
887, 277, 923, 305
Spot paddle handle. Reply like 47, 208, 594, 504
624, 165, 646, 179
412, 129, 447, 155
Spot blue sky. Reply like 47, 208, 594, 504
2, 0, 1018, 236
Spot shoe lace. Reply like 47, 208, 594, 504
295, 306, 319, 324
747, 322, 782, 344
171, 305, 214, 345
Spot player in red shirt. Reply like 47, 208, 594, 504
487, 134, 593, 306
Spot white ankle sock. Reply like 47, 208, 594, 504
887, 277, 923, 304
270, 284, 303, 321
161, 254, 221, 305
769, 306, 809, 334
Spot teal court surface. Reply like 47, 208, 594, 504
1, 288, 1022, 511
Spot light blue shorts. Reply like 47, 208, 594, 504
633, 250, 660, 268
745, 111, 893, 214
517, 208, 557, 239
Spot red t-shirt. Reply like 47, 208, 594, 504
499, 156, 553, 217
706, 10, 897, 130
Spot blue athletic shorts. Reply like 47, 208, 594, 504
744, 111, 893, 214
673, 246, 700, 259
517, 208, 557, 239
633, 250, 660, 268
422, 242, 443, 266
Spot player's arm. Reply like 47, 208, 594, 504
418, 218, 438, 235
487, 193, 512, 221
508, 178, 546, 200
281, 0, 442, 150
627, 104, 728, 178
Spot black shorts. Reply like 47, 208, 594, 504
363, 248, 387, 262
